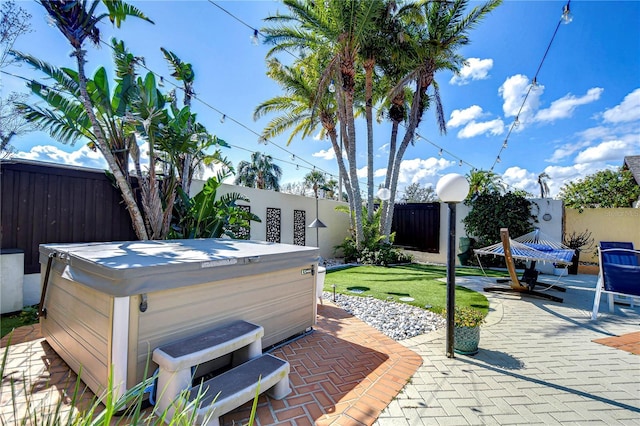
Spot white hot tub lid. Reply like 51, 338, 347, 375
39, 239, 319, 296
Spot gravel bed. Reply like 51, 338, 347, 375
322, 291, 446, 341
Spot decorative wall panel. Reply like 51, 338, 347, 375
293, 209, 306, 246
266, 207, 281, 243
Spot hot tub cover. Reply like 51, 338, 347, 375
40, 239, 319, 297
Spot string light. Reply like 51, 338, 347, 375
561, 3, 573, 24
489, 1, 573, 171
158, 76, 165, 87
438, 148, 443, 157
459, 160, 463, 167
250, 29, 259, 45
219, 114, 225, 124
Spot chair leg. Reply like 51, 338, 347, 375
592, 279, 603, 320
608, 293, 615, 312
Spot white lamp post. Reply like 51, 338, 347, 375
435, 173, 470, 358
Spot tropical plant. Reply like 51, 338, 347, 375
334, 204, 411, 266
466, 169, 505, 199
170, 172, 261, 239
537, 172, 550, 198
31, 0, 153, 239
304, 170, 325, 198
559, 168, 640, 212
463, 191, 535, 249
234, 151, 283, 191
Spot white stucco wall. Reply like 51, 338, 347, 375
1, 251, 24, 314
190, 181, 351, 259
403, 199, 564, 270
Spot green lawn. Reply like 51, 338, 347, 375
1, 306, 38, 339
324, 264, 507, 315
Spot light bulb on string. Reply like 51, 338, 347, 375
496, 156, 502, 163
502, 140, 508, 149
561, 4, 573, 24
438, 148, 443, 157
290, 154, 296, 161
458, 160, 463, 167
220, 114, 225, 124
158, 76, 165, 87
258, 136, 268, 145
328, 80, 336, 93
531, 77, 539, 90
513, 117, 520, 128
250, 29, 259, 45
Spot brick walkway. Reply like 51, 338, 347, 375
1, 303, 422, 425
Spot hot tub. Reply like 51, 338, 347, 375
38, 239, 319, 399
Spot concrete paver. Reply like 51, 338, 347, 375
375, 273, 640, 425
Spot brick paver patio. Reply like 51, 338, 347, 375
1, 302, 422, 425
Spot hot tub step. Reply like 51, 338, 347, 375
186, 354, 291, 426
153, 320, 264, 420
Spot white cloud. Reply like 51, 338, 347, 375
396, 157, 455, 187
312, 148, 336, 160
14, 144, 107, 169
498, 74, 544, 128
447, 105, 483, 128
374, 168, 387, 178
449, 58, 493, 86
535, 88, 604, 122
546, 140, 591, 163
501, 166, 538, 195
574, 139, 636, 163
457, 118, 504, 139
357, 166, 367, 179
602, 88, 640, 123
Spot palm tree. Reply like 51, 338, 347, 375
262, 0, 382, 247
38, 0, 153, 239
253, 57, 354, 224
380, 0, 502, 239
466, 169, 505, 198
235, 152, 282, 191
304, 170, 326, 198
538, 172, 550, 198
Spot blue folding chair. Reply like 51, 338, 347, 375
591, 242, 640, 320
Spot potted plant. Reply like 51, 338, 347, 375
446, 306, 486, 355
563, 229, 595, 275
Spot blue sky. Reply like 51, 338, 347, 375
4, 0, 640, 197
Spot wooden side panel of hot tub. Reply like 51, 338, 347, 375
128, 264, 316, 384
40, 269, 112, 396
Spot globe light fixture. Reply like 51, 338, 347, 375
377, 187, 391, 201
436, 173, 470, 358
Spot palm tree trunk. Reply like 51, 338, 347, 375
383, 82, 424, 239
75, 48, 149, 240
380, 119, 400, 242
364, 59, 374, 221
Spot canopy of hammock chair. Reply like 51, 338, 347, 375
474, 229, 575, 265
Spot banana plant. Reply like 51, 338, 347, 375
170, 171, 261, 240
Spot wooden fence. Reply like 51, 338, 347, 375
391, 202, 440, 252
0, 160, 137, 274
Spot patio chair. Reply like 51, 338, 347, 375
483, 228, 564, 302
591, 242, 640, 320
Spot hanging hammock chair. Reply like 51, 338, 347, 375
473, 228, 576, 302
